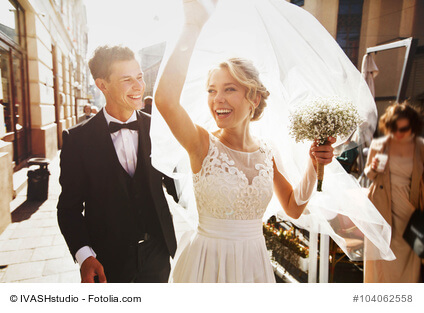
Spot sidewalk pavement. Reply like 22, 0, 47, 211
0, 152, 193, 283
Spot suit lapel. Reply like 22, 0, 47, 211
89, 110, 153, 202
134, 111, 152, 177
89, 109, 130, 199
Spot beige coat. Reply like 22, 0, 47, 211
365, 135, 424, 227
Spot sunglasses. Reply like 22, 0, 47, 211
394, 125, 411, 133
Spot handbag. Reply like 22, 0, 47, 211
403, 207, 424, 258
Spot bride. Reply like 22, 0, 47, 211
154, 0, 335, 283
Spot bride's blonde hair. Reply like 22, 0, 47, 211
207, 58, 270, 121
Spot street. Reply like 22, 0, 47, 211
0, 152, 192, 283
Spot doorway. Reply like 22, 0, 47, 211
0, 43, 30, 165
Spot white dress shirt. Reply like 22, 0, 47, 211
75, 108, 139, 267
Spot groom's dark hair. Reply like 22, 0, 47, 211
89, 45, 135, 81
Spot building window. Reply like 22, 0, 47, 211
1, 47, 12, 133
290, 0, 304, 6
0, 0, 23, 44
336, 0, 364, 66
0, 0, 30, 164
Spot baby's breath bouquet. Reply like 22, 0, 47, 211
288, 96, 362, 191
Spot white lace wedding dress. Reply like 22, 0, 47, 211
171, 133, 276, 283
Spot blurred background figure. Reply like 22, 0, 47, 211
79, 104, 95, 123
364, 101, 424, 283
142, 96, 153, 114
91, 106, 99, 115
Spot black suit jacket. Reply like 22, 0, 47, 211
57, 109, 177, 276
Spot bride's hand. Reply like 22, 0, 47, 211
183, 0, 218, 30
309, 137, 336, 166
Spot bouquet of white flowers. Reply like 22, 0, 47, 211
288, 96, 362, 191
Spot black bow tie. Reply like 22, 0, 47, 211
109, 121, 139, 133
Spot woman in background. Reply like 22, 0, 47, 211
364, 102, 423, 283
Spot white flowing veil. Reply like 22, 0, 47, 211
151, 0, 394, 261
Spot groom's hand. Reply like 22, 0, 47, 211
80, 256, 107, 283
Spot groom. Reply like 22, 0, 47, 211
57, 45, 177, 283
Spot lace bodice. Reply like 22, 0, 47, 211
193, 134, 274, 220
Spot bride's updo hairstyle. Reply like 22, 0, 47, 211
207, 58, 270, 121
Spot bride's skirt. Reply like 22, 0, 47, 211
171, 215, 275, 283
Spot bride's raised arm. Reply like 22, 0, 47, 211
154, 0, 216, 172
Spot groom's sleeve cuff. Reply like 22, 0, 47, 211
75, 246, 97, 267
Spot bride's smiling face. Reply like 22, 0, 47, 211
207, 68, 252, 129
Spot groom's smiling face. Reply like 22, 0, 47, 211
98, 59, 145, 118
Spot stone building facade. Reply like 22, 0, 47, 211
0, 0, 89, 234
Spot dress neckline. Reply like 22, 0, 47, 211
210, 133, 261, 154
